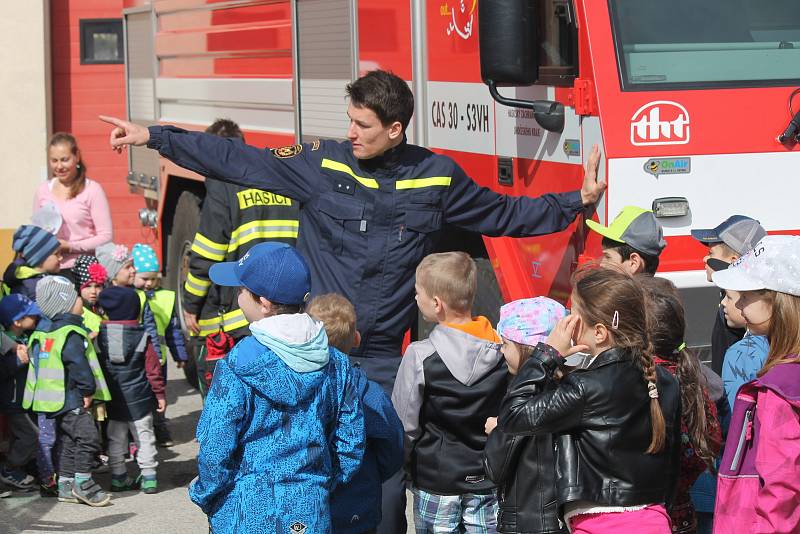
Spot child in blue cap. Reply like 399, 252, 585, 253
0, 294, 43, 491
131, 243, 188, 447
188, 242, 365, 533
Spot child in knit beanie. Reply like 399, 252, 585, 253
96, 286, 165, 495
25, 276, 112, 506
72, 255, 107, 335
130, 243, 188, 447
95, 243, 134, 287
2, 225, 63, 301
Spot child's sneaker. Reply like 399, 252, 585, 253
155, 427, 174, 448
138, 474, 157, 494
40, 478, 58, 498
71, 478, 111, 507
57, 479, 79, 503
111, 473, 140, 492
0, 466, 35, 490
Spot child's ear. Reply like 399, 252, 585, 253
594, 323, 609, 344
433, 296, 444, 314
259, 297, 272, 315
353, 330, 362, 348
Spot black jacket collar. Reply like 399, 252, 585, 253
586, 347, 634, 370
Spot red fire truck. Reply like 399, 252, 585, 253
121, 0, 800, 357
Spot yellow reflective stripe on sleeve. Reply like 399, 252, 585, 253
190, 233, 228, 261
395, 176, 452, 190
195, 309, 249, 337
227, 220, 300, 253
184, 272, 211, 298
321, 159, 379, 189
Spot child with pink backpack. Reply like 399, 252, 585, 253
711, 235, 800, 534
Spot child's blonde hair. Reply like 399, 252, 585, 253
759, 291, 800, 376
415, 252, 476, 314
307, 293, 357, 352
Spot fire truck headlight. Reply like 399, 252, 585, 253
652, 197, 689, 218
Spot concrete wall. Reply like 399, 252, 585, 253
0, 2, 51, 267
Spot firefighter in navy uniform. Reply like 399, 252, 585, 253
102, 70, 605, 534
181, 119, 299, 397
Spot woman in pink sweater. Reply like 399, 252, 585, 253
33, 132, 113, 272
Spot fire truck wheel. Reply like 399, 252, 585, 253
166, 190, 202, 390
472, 257, 504, 328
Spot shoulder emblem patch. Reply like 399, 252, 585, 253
311, 139, 321, 151
271, 144, 303, 159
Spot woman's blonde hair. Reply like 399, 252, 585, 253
759, 290, 800, 376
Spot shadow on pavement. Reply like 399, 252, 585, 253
18, 513, 137, 532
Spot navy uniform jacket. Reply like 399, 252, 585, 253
147, 126, 585, 390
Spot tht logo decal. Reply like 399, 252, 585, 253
441, 0, 476, 40
630, 101, 690, 146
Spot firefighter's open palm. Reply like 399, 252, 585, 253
580, 144, 606, 207
99, 115, 150, 153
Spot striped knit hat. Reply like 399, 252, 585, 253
12, 225, 60, 268
36, 276, 78, 319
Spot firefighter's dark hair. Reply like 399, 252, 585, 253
346, 70, 414, 131
205, 118, 245, 142
602, 237, 660, 275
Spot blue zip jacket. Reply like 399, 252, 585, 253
722, 332, 769, 412
332, 366, 404, 533
147, 127, 585, 391
189, 315, 365, 533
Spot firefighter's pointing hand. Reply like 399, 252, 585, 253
99, 115, 151, 153
580, 144, 606, 207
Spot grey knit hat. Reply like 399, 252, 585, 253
36, 276, 79, 319
95, 242, 132, 281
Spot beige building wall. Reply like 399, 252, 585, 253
0, 2, 51, 267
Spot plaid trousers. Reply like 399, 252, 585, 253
412, 486, 498, 534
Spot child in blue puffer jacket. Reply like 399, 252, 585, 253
188, 243, 365, 533
308, 293, 404, 534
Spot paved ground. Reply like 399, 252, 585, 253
0, 360, 208, 533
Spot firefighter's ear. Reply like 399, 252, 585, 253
387, 120, 403, 141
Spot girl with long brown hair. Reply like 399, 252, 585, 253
711, 235, 800, 534
498, 267, 682, 534
33, 132, 113, 273
638, 275, 722, 534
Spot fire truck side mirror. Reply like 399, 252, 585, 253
478, 0, 565, 133
478, 0, 539, 85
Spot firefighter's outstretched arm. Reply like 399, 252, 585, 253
444, 145, 603, 237
99, 115, 316, 203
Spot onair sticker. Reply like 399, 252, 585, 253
644, 157, 691, 178
563, 139, 581, 157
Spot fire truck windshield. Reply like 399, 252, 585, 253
609, 0, 800, 90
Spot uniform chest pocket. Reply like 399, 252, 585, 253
317, 194, 366, 255
405, 208, 442, 234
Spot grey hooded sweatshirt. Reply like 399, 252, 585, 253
392, 321, 508, 495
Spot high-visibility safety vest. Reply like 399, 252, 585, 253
137, 289, 176, 364
23, 325, 111, 413
82, 308, 103, 334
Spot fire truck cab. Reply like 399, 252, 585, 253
122, 0, 800, 357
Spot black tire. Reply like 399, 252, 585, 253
165, 190, 202, 390
416, 256, 503, 340
472, 256, 504, 327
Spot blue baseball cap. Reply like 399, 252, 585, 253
209, 242, 311, 305
0, 294, 41, 328
691, 215, 766, 255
